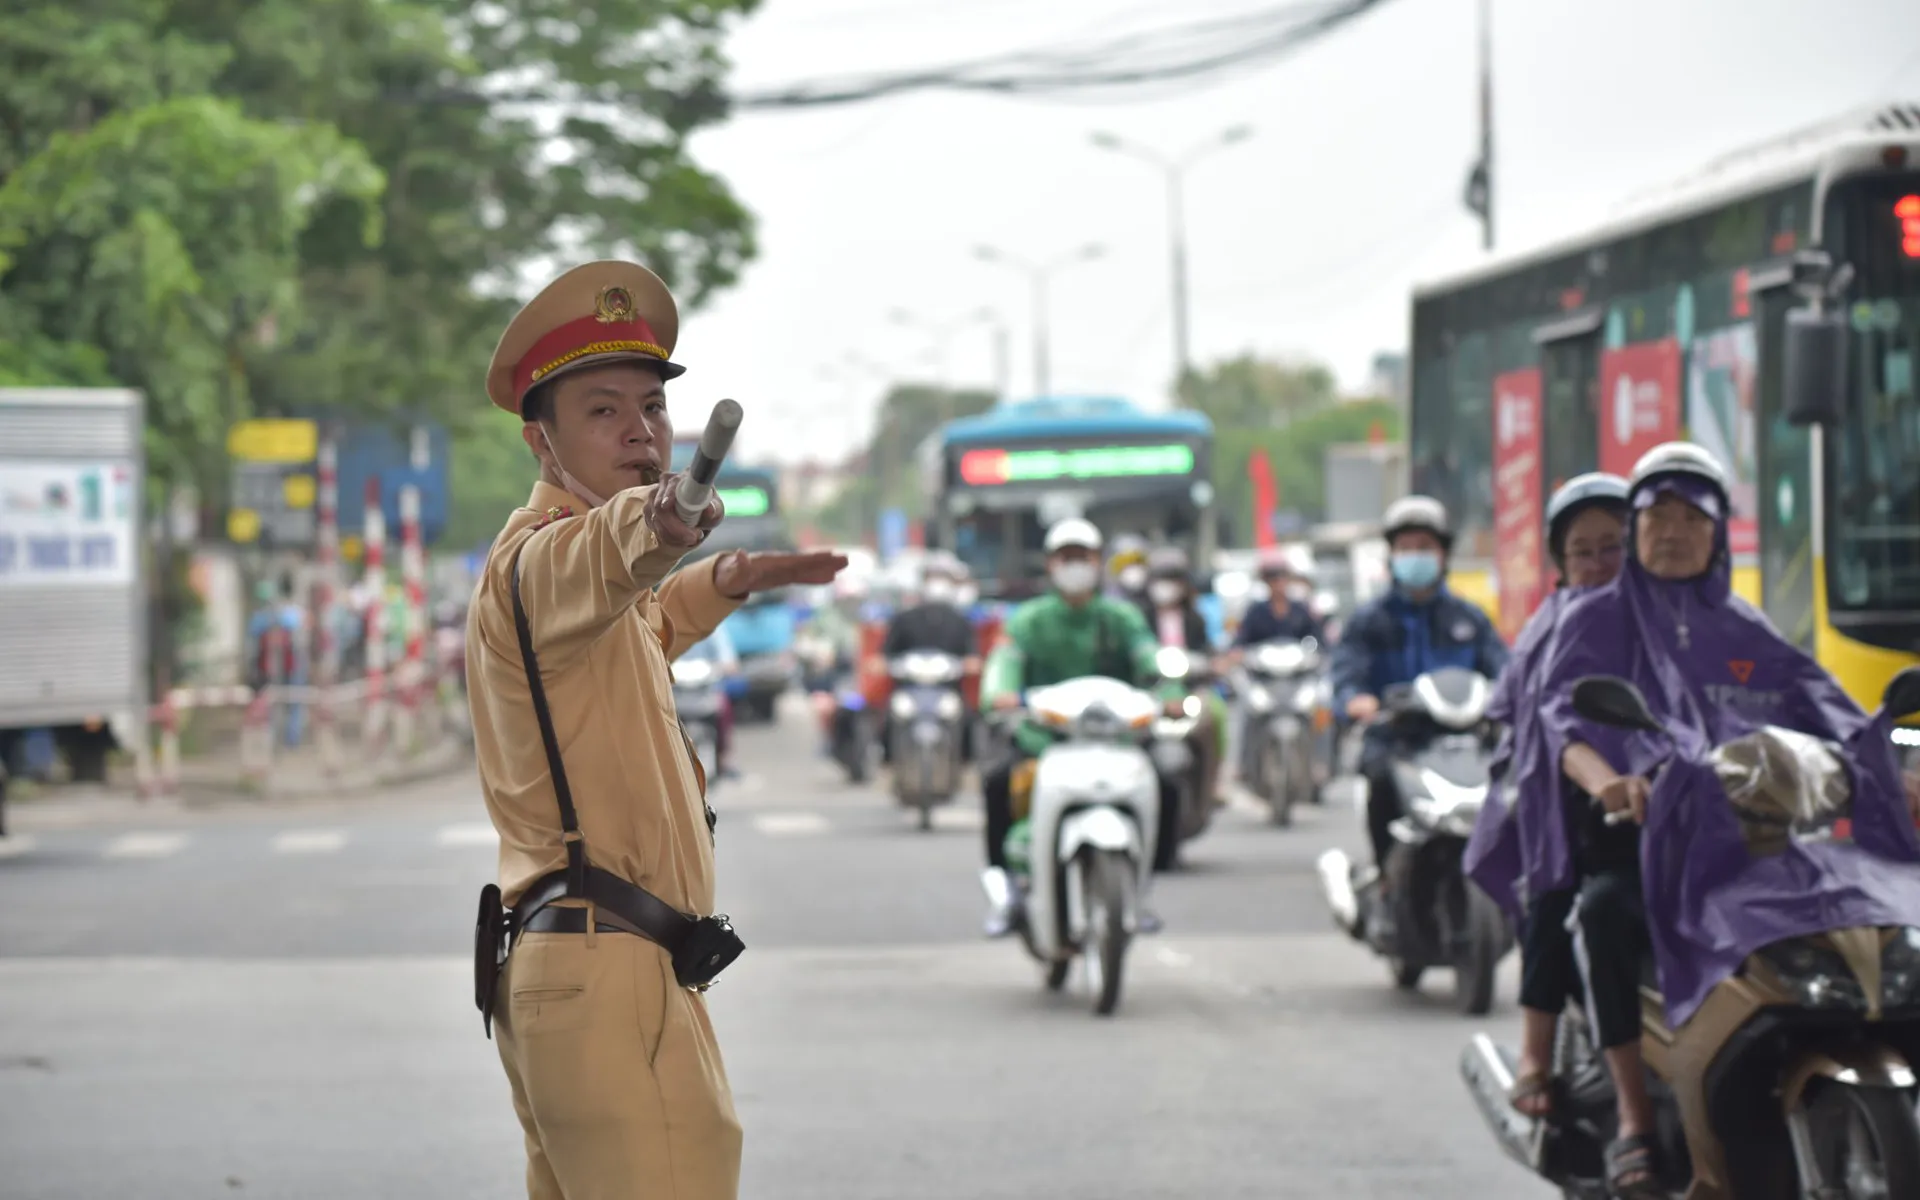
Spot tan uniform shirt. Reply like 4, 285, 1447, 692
467, 480, 742, 910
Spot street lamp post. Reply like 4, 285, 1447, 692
974, 243, 1105, 399
1091, 125, 1253, 392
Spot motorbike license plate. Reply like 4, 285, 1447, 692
912, 722, 945, 746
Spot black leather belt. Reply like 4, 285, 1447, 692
520, 908, 628, 936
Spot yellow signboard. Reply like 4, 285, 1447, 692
228, 508, 262, 543
228, 419, 318, 464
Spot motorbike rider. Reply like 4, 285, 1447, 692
801, 575, 867, 756
1331, 495, 1509, 885
1534, 443, 1920, 1197
1461, 473, 1631, 1121
978, 517, 1175, 937
1106, 532, 1151, 605
1228, 548, 1325, 652
880, 552, 982, 764
1141, 545, 1229, 822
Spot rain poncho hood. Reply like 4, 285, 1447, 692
1465, 587, 1579, 919
1533, 472, 1920, 1026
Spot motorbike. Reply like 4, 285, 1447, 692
1236, 637, 1330, 827
1461, 669, 1920, 1200
1316, 666, 1512, 1015
886, 650, 968, 829
983, 675, 1163, 1016
1148, 645, 1218, 869
671, 655, 725, 787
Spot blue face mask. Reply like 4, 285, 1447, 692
1390, 550, 1443, 590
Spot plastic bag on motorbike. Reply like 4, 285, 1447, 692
1707, 725, 1852, 856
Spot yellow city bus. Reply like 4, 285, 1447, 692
1407, 101, 1920, 719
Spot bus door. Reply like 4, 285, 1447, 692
1754, 277, 1818, 651
1536, 310, 1604, 493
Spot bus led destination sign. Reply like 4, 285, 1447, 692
717, 485, 770, 517
958, 443, 1195, 486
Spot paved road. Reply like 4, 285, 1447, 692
0, 695, 1539, 1199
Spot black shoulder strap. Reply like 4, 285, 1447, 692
510, 547, 587, 899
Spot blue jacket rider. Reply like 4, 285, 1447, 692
1330, 495, 1507, 880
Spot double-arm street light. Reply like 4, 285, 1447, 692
974, 243, 1105, 399
1091, 124, 1254, 390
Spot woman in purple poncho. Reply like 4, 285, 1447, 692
1467, 473, 1632, 1121
1535, 442, 1920, 1197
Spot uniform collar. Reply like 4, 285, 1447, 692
526, 479, 595, 518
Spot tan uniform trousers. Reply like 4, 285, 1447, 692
495, 929, 743, 1200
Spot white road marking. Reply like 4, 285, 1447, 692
752, 812, 830, 837
435, 823, 499, 847
0, 834, 37, 859
1155, 947, 1193, 968
271, 829, 347, 855
1224, 784, 1268, 818
103, 832, 188, 859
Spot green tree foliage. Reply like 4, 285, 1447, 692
0, 0, 759, 519
1212, 400, 1402, 541
1176, 352, 1338, 430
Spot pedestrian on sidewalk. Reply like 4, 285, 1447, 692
466, 260, 847, 1200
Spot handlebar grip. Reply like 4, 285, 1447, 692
674, 399, 743, 524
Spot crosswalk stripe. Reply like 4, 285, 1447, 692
435, 822, 499, 847
930, 807, 984, 831
0, 834, 37, 859
271, 829, 347, 855
751, 812, 829, 837
103, 832, 188, 859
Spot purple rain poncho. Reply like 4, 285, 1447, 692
1534, 477, 1920, 1027
1465, 587, 1579, 920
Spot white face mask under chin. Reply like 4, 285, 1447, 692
542, 427, 609, 509
1148, 581, 1184, 608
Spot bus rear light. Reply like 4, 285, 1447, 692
1882, 145, 1910, 170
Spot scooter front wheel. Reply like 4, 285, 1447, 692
1083, 850, 1134, 1016
1800, 1079, 1920, 1197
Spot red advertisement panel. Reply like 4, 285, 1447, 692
1492, 367, 1545, 642
1598, 338, 1683, 477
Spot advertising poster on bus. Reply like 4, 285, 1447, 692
1685, 323, 1760, 555
1598, 337, 1682, 476
1491, 367, 1545, 641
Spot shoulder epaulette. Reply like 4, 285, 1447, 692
531, 505, 575, 531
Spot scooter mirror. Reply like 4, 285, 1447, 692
1570, 675, 1663, 733
1881, 666, 1920, 723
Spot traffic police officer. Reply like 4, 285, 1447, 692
468, 260, 845, 1200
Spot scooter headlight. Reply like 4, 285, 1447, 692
1883, 928, 1920, 1009
936, 691, 963, 720
1758, 940, 1867, 1011
890, 693, 916, 720
1245, 685, 1274, 713
1405, 769, 1487, 834
675, 659, 716, 687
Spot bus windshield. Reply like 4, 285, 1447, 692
1826, 172, 1920, 613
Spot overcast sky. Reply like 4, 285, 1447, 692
665, 0, 1920, 465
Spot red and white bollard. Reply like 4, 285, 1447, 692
396, 484, 427, 755
361, 480, 388, 756
312, 433, 341, 774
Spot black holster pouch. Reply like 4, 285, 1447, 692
474, 883, 509, 1038
672, 914, 746, 989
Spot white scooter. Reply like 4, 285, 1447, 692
982, 675, 1162, 1016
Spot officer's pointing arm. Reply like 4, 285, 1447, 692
503, 487, 693, 668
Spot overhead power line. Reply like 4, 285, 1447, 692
732, 0, 1398, 110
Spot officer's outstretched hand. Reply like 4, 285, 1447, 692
646, 473, 725, 548
715, 549, 850, 600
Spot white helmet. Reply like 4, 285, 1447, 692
1043, 517, 1102, 554
1628, 442, 1730, 509
1382, 494, 1452, 550
1546, 472, 1630, 561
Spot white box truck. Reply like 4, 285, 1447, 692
0, 388, 147, 829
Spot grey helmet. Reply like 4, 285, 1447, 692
1627, 442, 1731, 512
1545, 472, 1630, 563
1381, 494, 1453, 550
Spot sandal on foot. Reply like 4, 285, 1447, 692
1507, 1070, 1553, 1119
1604, 1133, 1662, 1199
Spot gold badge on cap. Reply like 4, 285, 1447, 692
594, 285, 636, 324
